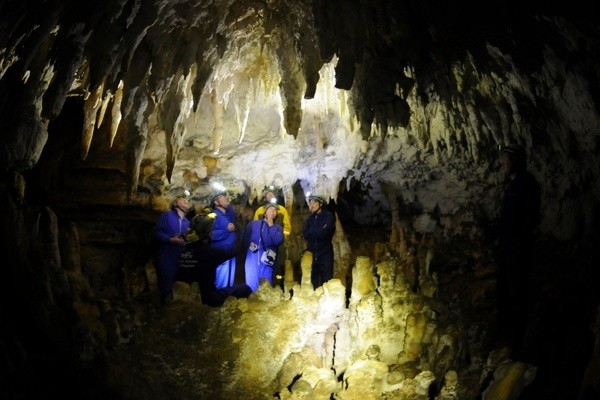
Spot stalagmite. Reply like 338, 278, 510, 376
333, 216, 352, 281
284, 259, 295, 294
300, 250, 313, 288
349, 256, 376, 304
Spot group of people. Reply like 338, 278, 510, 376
153, 142, 540, 355
153, 186, 336, 306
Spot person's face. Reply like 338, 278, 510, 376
214, 194, 229, 207
265, 191, 275, 202
265, 206, 277, 220
309, 199, 322, 213
174, 197, 190, 212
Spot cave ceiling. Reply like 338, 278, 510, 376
1, 2, 599, 234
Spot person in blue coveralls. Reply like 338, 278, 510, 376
253, 186, 292, 289
242, 203, 284, 292
209, 191, 239, 288
154, 191, 191, 305
302, 194, 336, 289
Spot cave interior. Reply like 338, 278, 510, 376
1, 2, 600, 399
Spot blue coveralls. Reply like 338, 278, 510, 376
210, 204, 239, 288
155, 209, 190, 303
177, 240, 251, 306
302, 209, 336, 288
242, 219, 284, 292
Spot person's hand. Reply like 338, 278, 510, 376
227, 222, 235, 231
170, 235, 186, 245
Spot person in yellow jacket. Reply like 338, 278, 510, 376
253, 187, 291, 289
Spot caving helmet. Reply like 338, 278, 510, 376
171, 189, 191, 210
308, 194, 327, 205
209, 191, 228, 207
264, 203, 279, 213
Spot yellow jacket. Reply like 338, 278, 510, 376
253, 205, 291, 238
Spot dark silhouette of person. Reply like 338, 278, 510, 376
497, 144, 541, 359
302, 194, 336, 289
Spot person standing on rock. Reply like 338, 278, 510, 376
154, 191, 191, 305
243, 203, 284, 292
209, 191, 239, 288
302, 194, 336, 289
253, 186, 291, 289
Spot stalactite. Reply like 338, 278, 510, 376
109, 80, 124, 147
125, 94, 150, 200
329, 180, 341, 204
211, 89, 224, 154
236, 88, 251, 144
96, 89, 112, 129
81, 82, 104, 160
274, 30, 304, 139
